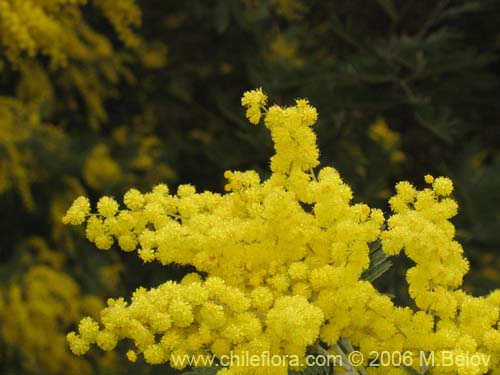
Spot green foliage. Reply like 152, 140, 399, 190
362, 239, 392, 283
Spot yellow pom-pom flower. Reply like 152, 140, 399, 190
67, 332, 90, 356
433, 176, 454, 196
62, 196, 90, 225
124, 188, 145, 210
78, 317, 99, 343
97, 196, 119, 218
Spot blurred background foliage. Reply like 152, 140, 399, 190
0, 0, 499, 374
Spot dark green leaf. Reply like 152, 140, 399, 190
362, 240, 392, 282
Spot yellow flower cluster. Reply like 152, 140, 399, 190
82, 144, 123, 190
0, 96, 65, 210
0, 0, 140, 67
369, 117, 405, 163
93, 0, 141, 48
0, 265, 105, 375
270, 34, 305, 67
241, 87, 267, 124
375, 177, 500, 374
64, 89, 500, 375
0, 235, 130, 374
0, 0, 156, 130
